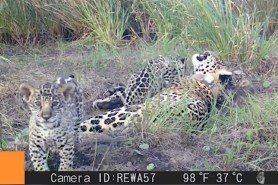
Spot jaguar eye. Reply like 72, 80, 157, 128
196, 55, 204, 61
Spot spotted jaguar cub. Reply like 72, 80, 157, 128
93, 55, 187, 110
20, 75, 83, 171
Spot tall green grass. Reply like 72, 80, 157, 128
77, 0, 130, 47
127, 0, 278, 66
182, 0, 278, 65
212, 92, 278, 170
0, 0, 277, 66
133, 0, 186, 40
0, 0, 81, 46
0, 0, 41, 46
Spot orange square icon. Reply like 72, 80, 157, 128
0, 151, 24, 184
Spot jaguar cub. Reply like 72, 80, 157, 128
93, 55, 187, 110
20, 75, 83, 171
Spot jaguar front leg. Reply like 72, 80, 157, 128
58, 138, 74, 171
29, 134, 49, 171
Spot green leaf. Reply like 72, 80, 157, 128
262, 80, 271, 89
139, 143, 149, 150
0, 139, 8, 149
146, 163, 155, 171
21, 128, 29, 136
127, 137, 134, 145
15, 128, 29, 143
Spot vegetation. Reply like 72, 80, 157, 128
1, 0, 278, 63
0, 0, 278, 170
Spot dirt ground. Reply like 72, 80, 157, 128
1, 43, 278, 171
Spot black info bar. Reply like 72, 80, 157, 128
25, 171, 277, 184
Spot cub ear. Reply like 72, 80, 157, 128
180, 57, 186, 64
60, 82, 76, 102
19, 83, 35, 102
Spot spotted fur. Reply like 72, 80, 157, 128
20, 75, 83, 171
93, 55, 187, 110
80, 52, 250, 134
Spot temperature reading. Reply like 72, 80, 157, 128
183, 173, 196, 183
216, 172, 243, 183
216, 172, 228, 183
182, 171, 244, 184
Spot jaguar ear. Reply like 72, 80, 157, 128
192, 53, 202, 66
218, 69, 233, 84
60, 82, 76, 102
19, 83, 35, 102
203, 51, 211, 57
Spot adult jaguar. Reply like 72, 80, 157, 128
80, 52, 250, 134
